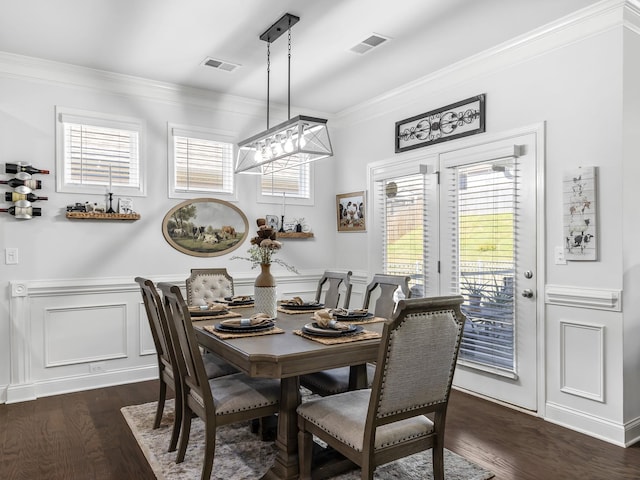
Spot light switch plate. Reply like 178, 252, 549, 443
554, 246, 567, 265
5, 248, 18, 265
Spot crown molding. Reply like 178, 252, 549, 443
335, 0, 631, 124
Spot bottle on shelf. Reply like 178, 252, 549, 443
5, 191, 48, 202
5, 162, 50, 175
0, 178, 42, 189
0, 205, 42, 218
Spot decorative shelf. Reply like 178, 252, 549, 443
66, 212, 140, 221
277, 232, 314, 239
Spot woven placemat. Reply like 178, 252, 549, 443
191, 311, 242, 321
346, 316, 387, 325
292, 329, 381, 345
277, 306, 324, 315
226, 303, 254, 309
202, 325, 285, 339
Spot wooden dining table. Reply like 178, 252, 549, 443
192, 305, 385, 480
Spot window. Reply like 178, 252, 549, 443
259, 161, 312, 205
168, 124, 235, 199
55, 107, 145, 196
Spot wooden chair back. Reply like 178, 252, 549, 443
314, 270, 353, 308
362, 273, 411, 318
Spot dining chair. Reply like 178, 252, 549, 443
186, 268, 234, 306
135, 277, 238, 453
314, 270, 353, 308
297, 295, 466, 480
157, 282, 280, 480
300, 273, 411, 396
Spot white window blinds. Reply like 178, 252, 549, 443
261, 162, 310, 199
445, 158, 517, 373
173, 134, 233, 194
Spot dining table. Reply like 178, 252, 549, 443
192, 303, 386, 480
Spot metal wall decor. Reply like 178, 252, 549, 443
395, 94, 486, 153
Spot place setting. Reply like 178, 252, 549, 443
328, 307, 387, 325
188, 302, 242, 321
294, 308, 381, 345
203, 312, 285, 339
278, 296, 325, 314
218, 295, 255, 308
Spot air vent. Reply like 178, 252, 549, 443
349, 34, 390, 55
201, 57, 240, 72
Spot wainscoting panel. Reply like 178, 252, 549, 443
45, 304, 128, 367
560, 320, 604, 402
138, 302, 156, 356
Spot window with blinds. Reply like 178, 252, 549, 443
377, 173, 428, 298
56, 107, 145, 195
171, 132, 234, 196
446, 158, 517, 373
260, 162, 310, 199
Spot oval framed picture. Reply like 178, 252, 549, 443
162, 198, 249, 257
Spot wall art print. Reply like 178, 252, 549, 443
395, 94, 485, 153
563, 167, 597, 261
162, 198, 249, 257
337, 191, 366, 232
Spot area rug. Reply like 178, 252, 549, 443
121, 400, 493, 480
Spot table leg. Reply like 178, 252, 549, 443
348, 364, 367, 390
261, 376, 301, 480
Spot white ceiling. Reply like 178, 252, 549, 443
0, 0, 600, 115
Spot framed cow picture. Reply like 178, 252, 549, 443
162, 198, 249, 257
336, 191, 366, 232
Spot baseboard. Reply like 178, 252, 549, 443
5, 365, 158, 404
545, 401, 627, 447
0, 384, 7, 404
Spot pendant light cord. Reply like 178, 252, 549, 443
287, 26, 291, 120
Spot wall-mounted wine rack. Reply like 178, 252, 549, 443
1, 163, 49, 219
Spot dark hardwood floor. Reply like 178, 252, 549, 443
1, 381, 639, 479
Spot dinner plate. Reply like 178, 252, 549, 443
282, 302, 324, 311
215, 320, 275, 333
223, 297, 254, 306
302, 322, 363, 337
332, 311, 374, 320
189, 308, 229, 317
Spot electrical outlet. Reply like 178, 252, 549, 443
554, 246, 567, 265
5, 248, 18, 265
89, 361, 106, 373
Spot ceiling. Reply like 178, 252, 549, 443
0, 0, 600, 115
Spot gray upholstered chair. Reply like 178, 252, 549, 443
300, 273, 411, 396
314, 270, 353, 308
135, 277, 238, 453
158, 282, 280, 480
186, 268, 234, 306
297, 295, 466, 480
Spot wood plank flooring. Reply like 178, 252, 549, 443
1, 381, 639, 479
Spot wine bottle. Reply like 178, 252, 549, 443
0, 205, 42, 217
0, 178, 42, 189
5, 192, 48, 202
5, 163, 50, 175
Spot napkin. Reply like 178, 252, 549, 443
206, 302, 228, 312
282, 296, 304, 306
220, 312, 272, 327
313, 308, 351, 331
230, 295, 253, 302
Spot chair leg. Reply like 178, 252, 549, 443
176, 402, 192, 464
154, 380, 167, 429
201, 416, 216, 480
168, 385, 183, 452
361, 463, 374, 480
298, 428, 313, 480
432, 444, 444, 480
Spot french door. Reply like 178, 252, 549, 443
372, 127, 542, 411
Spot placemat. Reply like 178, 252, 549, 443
277, 306, 324, 315
202, 325, 285, 339
292, 329, 381, 345
225, 303, 255, 309
191, 311, 242, 321
344, 316, 387, 325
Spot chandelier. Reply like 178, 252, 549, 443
235, 13, 333, 175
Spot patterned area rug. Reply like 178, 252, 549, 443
121, 400, 494, 480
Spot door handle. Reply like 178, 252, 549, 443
521, 289, 534, 298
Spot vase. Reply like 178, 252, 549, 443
254, 263, 277, 318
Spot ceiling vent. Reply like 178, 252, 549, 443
349, 34, 390, 55
201, 57, 240, 72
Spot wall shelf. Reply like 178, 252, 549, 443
277, 232, 314, 239
66, 212, 140, 221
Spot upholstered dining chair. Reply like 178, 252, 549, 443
158, 282, 280, 480
297, 295, 466, 480
135, 277, 238, 453
300, 273, 411, 396
186, 268, 234, 306
314, 270, 353, 308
